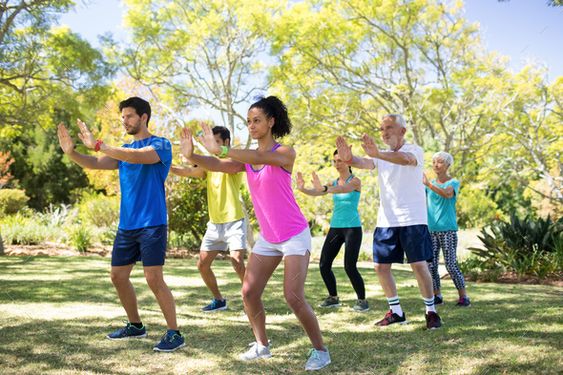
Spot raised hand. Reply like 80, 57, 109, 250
198, 122, 220, 155
311, 171, 324, 191
57, 123, 75, 154
361, 134, 379, 158
76, 118, 96, 149
179, 127, 194, 158
336, 136, 353, 164
296, 172, 305, 190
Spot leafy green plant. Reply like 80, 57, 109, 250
77, 192, 119, 228
67, 225, 93, 253
0, 214, 49, 245
469, 215, 562, 278
0, 189, 29, 215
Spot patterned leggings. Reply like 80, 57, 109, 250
428, 231, 466, 291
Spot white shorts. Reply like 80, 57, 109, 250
251, 227, 311, 257
200, 218, 246, 252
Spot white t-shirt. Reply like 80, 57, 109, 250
372, 143, 427, 227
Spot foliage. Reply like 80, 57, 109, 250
167, 177, 209, 249
469, 215, 563, 278
77, 192, 120, 228
0, 151, 15, 188
0, 213, 49, 245
0, 188, 29, 215
67, 225, 93, 253
456, 186, 502, 229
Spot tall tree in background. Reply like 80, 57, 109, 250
118, 0, 282, 146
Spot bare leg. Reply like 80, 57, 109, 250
144, 265, 178, 330
284, 254, 324, 350
230, 249, 246, 282
410, 261, 434, 299
110, 264, 140, 322
373, 263, 397, 298
241, 253, 281, 346
197, 251, 223, 300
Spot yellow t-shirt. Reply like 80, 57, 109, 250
206, 171, 245, 224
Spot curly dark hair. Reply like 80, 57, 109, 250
249, 96, 292, 138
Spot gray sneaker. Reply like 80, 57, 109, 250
319, 296, 341, 308
239, 342, 272, 361
352, 299, 369, 312
305, 348, 331, 371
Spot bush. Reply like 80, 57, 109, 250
77, 192, 119, 228
0, 189, 29, 215
167, 178, 208, 249
67, 225, 93, 253
0, 213, 49, 245
469, 215, 563, 278
457, 187, 502, 229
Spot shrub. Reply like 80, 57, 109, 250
167, 178, 208, 249
67, 225, 93, 253
0, 189, 29, 215
457, 187, 502, 229
77, 192, 119, 228
0, 213, 49, 245
469, 215, 562, 278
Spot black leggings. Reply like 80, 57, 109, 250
319, 227, 365, 300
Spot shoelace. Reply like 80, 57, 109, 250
308, 349, 320, 361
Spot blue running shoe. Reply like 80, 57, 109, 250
202, 298, 227, 312
153, 330, 185, 352
106, 322, 147, 340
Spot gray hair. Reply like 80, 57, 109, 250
432, 151, 453, 167
383, 114, 407, 128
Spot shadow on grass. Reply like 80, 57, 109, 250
0, 256, 562, 374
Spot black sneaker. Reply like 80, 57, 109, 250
375, 310, 407, 326
319, 296, 341, 308
425, 311, 442, 329
456, 296, 471, 307
106, 322, 147, 340
434, 295, 444, 305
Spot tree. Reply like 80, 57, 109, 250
116, 0, 282, 147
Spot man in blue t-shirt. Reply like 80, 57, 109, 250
57, 97, 184, 352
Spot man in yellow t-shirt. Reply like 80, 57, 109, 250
171, 126, 246, 312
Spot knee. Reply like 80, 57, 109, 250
344, 263, 357, 276
241, 284, 259, 304
231, 257, 245, 272
374, 263, 390, 274
284, 291, 305, 312
197, 258, 211, 272
110, 271, 128, 286
144, 272, 164, 289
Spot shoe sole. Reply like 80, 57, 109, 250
305, 359, 332, 371
202, 306, 228, 312
376, 320, 408, 327
318, 304, 341, 308
352, 307, 370, 313
106, 333, 147, 340
153, 342, 186, 352
239, 353, 272, 361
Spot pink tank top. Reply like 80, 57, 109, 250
245, 144, 309, 243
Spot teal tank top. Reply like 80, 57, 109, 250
330, 175, 362, 228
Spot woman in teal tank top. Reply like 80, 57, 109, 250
297, 150, 368, 312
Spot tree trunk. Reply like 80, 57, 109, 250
0, 232, 4, 255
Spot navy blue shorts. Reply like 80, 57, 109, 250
372, 225, 432, 264
111, 225, 167, 267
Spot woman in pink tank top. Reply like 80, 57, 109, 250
178, 96, 330, 370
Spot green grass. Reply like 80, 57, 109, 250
0, 256, 561, 374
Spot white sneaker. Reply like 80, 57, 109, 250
305, 348, 331, 371
239, 342, 272, 361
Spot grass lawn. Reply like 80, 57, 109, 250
0, 255, 562, 374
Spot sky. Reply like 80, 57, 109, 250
59, 0, 563, 79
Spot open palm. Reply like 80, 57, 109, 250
198, 122, 220, 155
57, 123, 75, 154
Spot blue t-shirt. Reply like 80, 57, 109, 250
425, 178, 460, 232
118, 136, 172, 230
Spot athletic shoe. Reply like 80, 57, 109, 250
374, 310, 407, 326
352, 299, 370, 312
434, 295, 444, 305
239, 342, 272, 360
456, 296, 471, 307
153, 330, 185, 352
106, 322, 147, 340
425, 311, 442, 330
305, 348, 331, 371
202, 298, 227, 312
319, 296, 341, 308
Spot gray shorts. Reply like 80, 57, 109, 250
200, 218, 246, 252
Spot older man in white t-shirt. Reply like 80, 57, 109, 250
336, 114, 442, 330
